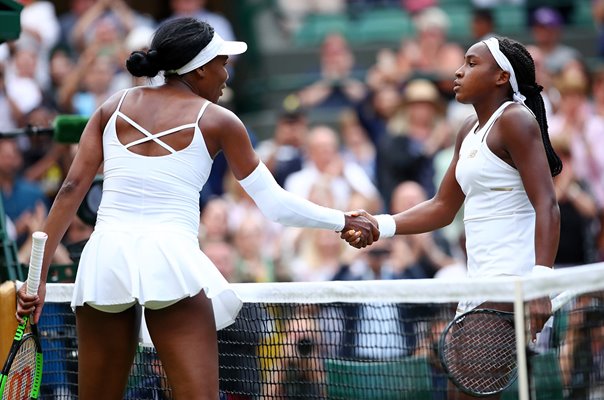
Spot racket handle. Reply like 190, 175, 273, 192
27, 231, 48, 296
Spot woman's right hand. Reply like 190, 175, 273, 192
16, 281, 46, 325
341, 210, 380, 248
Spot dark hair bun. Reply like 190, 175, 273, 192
126, 50, 160, 78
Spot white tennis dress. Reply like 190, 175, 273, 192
455, 101, 536, 280
71, 88, 242, 329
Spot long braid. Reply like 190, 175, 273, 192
498, 37, 563, 177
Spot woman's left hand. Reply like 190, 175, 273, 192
16, 281, 46, 325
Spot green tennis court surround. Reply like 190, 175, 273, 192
0, 0, 23, 44
325, 357, 432, 400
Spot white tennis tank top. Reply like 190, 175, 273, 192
96, 88, 213, 235
455, 101, 535, 278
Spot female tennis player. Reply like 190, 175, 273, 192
344, 36, 562, 398
15, 18, 378, 400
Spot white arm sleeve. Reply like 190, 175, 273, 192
238, 161, 346, 231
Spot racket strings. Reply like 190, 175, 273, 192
443, 312, 517, 394
2, 337, 37, 400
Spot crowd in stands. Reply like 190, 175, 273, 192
1, 0, 603, 282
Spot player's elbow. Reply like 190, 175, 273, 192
431, 198, 459, 228
535, 196, 560, 228
548, 199, 560, 230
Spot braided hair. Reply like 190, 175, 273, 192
497, 37, 563, 177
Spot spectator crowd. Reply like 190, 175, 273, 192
1, 1, 604, 399
3, 0, 601, 281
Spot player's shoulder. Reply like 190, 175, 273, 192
455, 114, 479, 142
201, 101, 246, 133
99, 88, 129, 114
497, 103, 540, 136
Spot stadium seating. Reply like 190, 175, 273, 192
493, 4, 527, 35
293, 14, 351, 47
354, 7, 415, 43
325, 356, 432, 400
502, 350, 564, 400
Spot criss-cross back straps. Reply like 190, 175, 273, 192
116, 89, 212, 154
119, 113, 195, 153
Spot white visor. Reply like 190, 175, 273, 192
174, 32, 247, 75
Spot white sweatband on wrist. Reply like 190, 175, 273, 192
374, 214, 396, 238
532, 265, 553, 276
238, 161, 345, 231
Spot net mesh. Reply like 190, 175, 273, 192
31, 262, 604, 399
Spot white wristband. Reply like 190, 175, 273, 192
374, 214, 396, 238
532, 265, 553, 276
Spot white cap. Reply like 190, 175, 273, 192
175, 32, 247, 75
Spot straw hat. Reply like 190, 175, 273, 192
554, 68, 589, 96
402, 79, 444, 111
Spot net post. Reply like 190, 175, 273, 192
0, 280, 17, 362
513, 279, 529, 400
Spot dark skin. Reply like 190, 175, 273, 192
16, 54, 378, 400
344, 42, 560, 398
344, 41, 559, 266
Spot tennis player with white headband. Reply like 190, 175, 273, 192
343, 35, 562, 390
482, 36, 527, 104
16, 17, 379, 400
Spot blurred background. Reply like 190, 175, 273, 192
1, 0, 603, 287
31, 0, 600, 137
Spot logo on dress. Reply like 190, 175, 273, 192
467, 149, 478, 158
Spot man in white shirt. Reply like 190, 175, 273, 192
284, 125, 382, 212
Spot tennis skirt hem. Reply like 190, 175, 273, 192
71, 229, 243, 330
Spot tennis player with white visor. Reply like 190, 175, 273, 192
16, 17, 379, 400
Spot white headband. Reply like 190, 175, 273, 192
173, 32, 247, 75
482, 37, 526, 104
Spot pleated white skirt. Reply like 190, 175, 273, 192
71, 226, 242, 330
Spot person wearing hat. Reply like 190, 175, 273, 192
256, 96, 308, 188
530, 6, 582, 75
15, 18, 379, 399
376, 78, 450, 204
549, 135, 599, 268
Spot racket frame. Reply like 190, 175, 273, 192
0, 315, 44, 399
438, 308, 518, 397
0, 231, 47, 399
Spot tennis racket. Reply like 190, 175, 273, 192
438, 290, 576, 397
0, 231, 47, 400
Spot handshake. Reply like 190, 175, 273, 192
340, 210, 395, 249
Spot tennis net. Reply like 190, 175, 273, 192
34, 262, 604, 399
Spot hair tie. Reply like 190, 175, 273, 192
146, 49, 158, 63
520, 83, 543, 97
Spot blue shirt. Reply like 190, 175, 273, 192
1, 178, 47, 222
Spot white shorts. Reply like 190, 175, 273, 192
85, 298, 181, 313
